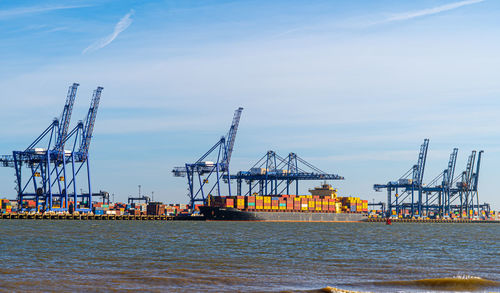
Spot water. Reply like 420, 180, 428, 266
0, 221, 499, 292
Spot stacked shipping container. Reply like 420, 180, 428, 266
209, 195, 369, 213
1, 199, 12, 214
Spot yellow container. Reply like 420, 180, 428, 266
272, 206, 278, 210
315, 207, 321, 211
256, 196, 263, 200
308, 201, 315, 208
294, 198, 300, 202
279, 206, 286, 210
256, 206, 263, 210
264, 197, 271, 203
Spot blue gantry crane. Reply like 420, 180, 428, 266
454, 150, 484, 217
420, 148, 458, 216
374, 139, 487, 219
172, 107, 243, 208
229, 151, 344, 196
373, 139, 429, 217
0, 84, 103, 213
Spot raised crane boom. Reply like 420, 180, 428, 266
473, 150, 483, 191
79, 87, 103, 159
223, 107, 243, 166
55, 83, 79, 153
413, 138, 429, 185
443, 148, 458, 188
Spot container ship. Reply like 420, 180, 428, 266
199, 184, 369, 222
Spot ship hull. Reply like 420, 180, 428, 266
199, 206, 368, 222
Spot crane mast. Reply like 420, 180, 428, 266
55, 83, 79, 155
79, 87, 103, 160
223, 107, 243, 168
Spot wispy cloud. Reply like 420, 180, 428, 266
83, 10, 134, 54
382, 0, 485, 23
0, 4, 90, 20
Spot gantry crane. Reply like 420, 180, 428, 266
374, 139, 486, 219
172, 107, 243, 209
373, 139, 429, 217
0, 84, 103, 212
228, 151, 344, 196
420, 148, 458, 216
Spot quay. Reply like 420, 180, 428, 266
0, 213, 205, 221
367, 217, 500, 224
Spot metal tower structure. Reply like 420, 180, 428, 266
455, 150, 483, 218
172, 107, 243, 208
374, 139, 429, 217
374, 140, 486, 219
0, 84, 103, 213
417, 148, 458, 217
229, 151, 344, 196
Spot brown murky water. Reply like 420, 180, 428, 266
0, 221, 499, 292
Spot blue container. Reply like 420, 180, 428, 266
95, 210, 104, 215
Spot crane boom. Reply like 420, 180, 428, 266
55, 83, 79, 153
224, 107, 243, 166
444, 148, 458, 187
79, 87, 103, 159
473, 150, 483, 191
413, 138, 429, 185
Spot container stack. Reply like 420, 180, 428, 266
208, 194, 369, 213
90, 201, 193, 216
147, 202, 166, 216
21, 200, 36, 210
1, 199, 12, 214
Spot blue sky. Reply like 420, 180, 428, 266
1, 0, 499, 209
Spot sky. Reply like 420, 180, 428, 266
0, 0, 499, 209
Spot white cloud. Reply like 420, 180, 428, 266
383, 0, 484, 23
83, 10, 134, 54
0, 4, 90, 19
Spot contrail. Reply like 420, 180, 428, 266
383, 0, 484, 23
83, 9, 134, 54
